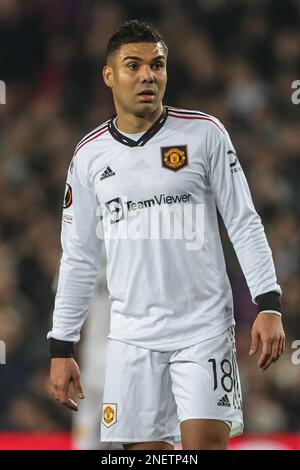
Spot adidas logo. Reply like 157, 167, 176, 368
100, 166, 115, 181
217, 394, 231, 407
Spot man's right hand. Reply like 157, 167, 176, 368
50, 357, 85, 411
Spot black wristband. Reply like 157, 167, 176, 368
255, 291, 282, 314
49, 338, 74, 358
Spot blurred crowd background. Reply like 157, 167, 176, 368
0, 0, 300, 441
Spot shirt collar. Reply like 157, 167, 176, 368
108, 106, 168, 147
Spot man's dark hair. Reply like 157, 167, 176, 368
106, 20, 168, 62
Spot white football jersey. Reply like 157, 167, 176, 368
47, 106, 281, 351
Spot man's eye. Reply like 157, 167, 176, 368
128, 63, 138, 70
153, 63, 163, 69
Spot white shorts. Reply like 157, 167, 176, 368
100, 326, 243, 447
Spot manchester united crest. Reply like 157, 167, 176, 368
102, 403, 117, 428
161, 145, 188, 171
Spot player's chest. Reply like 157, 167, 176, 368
91, 139, 208, 204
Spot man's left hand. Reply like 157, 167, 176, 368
249, 313, 285, 371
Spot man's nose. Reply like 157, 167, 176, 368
139, 65, 154, 83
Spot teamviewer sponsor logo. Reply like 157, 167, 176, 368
126, 193, 191, 211
105, 197, 125, 224
96, 192, 205, 250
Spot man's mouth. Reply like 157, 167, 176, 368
138, 90, 155, 94
137, 90, 156, 102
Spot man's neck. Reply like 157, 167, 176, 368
115, 105, 163, 134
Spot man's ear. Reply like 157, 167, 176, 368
103, 65, 113, 88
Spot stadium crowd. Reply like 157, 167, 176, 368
0, 0, 299, 437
